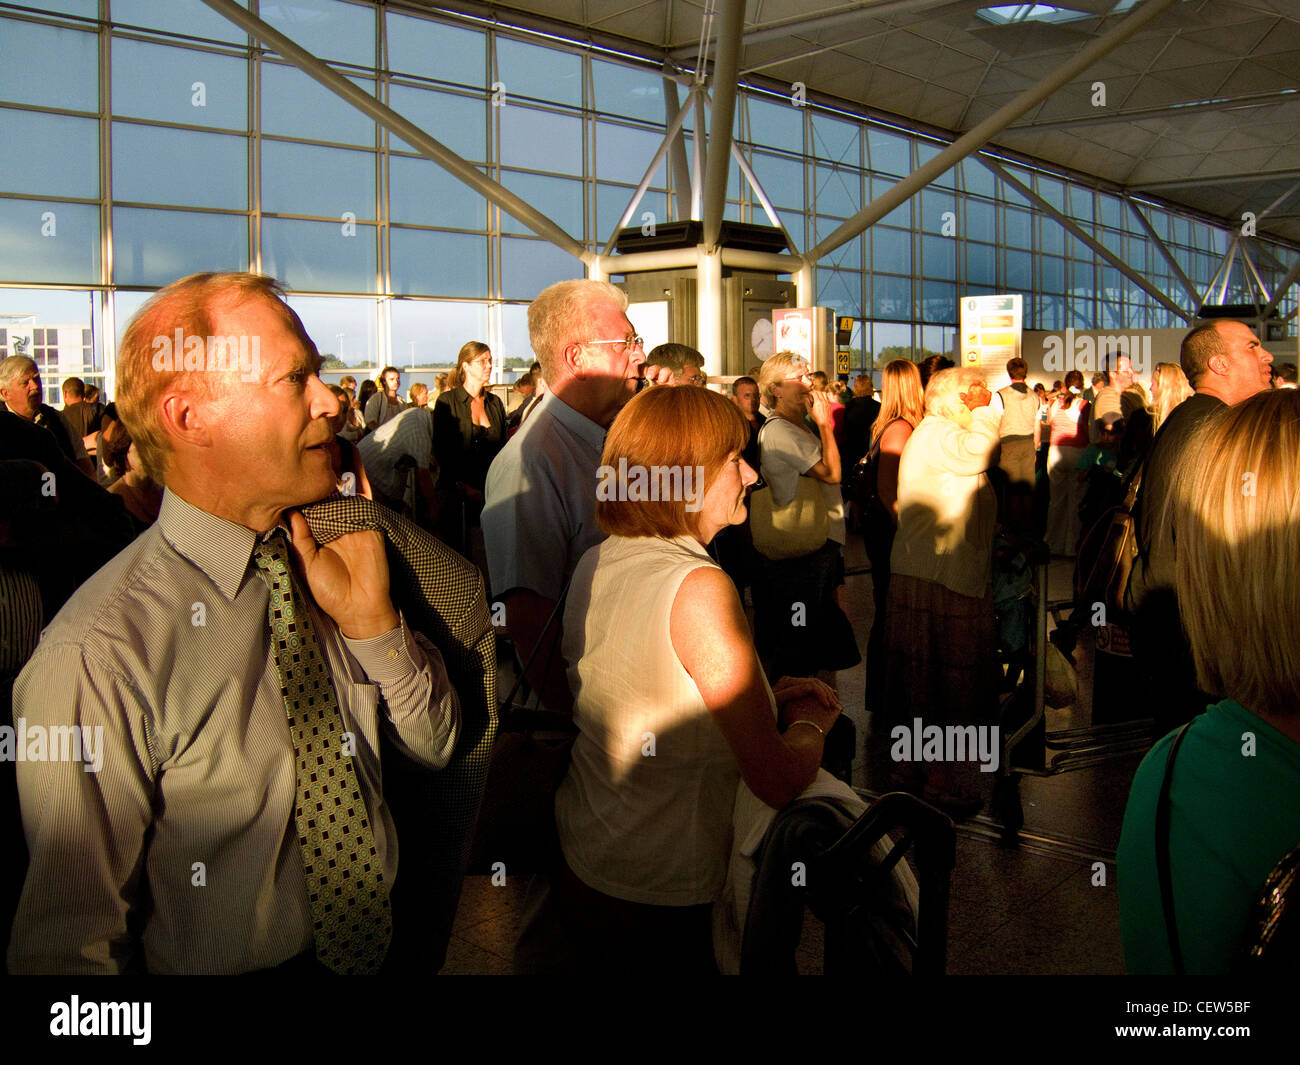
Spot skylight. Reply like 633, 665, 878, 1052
977, 5, 1094, 25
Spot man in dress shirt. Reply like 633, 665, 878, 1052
482, 279, 670, 716
480, 278, 669, 974
8, 272, 460, 974
1091, 352, 1145, 442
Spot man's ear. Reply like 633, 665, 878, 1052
158, 382, 218, 455
559, 341, 586, 379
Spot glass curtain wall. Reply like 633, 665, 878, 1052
1, 0, 1297, 397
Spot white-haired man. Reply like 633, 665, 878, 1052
480, 279, 671, 974
0, 355, 92, 476
482, 279, 668, 716
8, 272, 460, 975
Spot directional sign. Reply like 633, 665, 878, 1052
959, 294, 1022, 375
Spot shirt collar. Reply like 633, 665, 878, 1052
537, 390, 606, 452
667, 533, 714, 561
156, 489, 267, 602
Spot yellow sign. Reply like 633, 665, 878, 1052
836, 351, 850, 373
959, 294, 1023, 377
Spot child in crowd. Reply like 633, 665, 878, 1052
1076, 415, 1124, 537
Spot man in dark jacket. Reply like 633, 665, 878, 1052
1125, 320, 1272, 732
0, 356, 93, 476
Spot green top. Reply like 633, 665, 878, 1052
1074, 443, 1117, 473
1118, 700, 1300, 973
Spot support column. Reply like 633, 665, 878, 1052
701, 0, 746, 248
691, 91, 707, 220
1124, 196, 1199, 306
697, 245, 724, 375
1211, 241, 1239, 306
603, 86, 698, 255
1262, 257, 1300, 319
664, 72, 693, 222
1238, 242, 1271, 307
794, 259, 816, 308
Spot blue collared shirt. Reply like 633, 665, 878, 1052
481, 390, 607, 602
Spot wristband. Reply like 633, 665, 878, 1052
787, 719, 825, 737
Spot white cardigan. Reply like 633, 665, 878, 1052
889, 406, 1001, 599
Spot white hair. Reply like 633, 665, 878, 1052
0, 355, 37, 391
924, 366, 985, 421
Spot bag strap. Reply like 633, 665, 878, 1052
1120, 459, 1144, 511
749, 416, 771, 477
1156, 720, 1195, 975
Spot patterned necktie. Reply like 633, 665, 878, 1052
253, 530, 391, 975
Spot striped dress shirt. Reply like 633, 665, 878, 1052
7, 490, 459, 974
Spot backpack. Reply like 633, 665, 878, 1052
850, 443, 880, 515
851, 427, 897, 528
1074, 464, 1142, 620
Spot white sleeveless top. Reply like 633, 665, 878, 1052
557, 534, 751, 906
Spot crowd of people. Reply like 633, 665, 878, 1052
2, 270, 1297, 977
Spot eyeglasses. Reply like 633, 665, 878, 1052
782, 372, 812, 383
583, 334, 644, 352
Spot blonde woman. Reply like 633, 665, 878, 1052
860, 359, 925, 707
882, 367, 1001, 816
752, 352, 860, 684
1119, 363, 1193, 476
1150, 362, 1193, 431
1119, 388, 1300, 972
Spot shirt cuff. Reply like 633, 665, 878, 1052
342, 613, 426, 684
